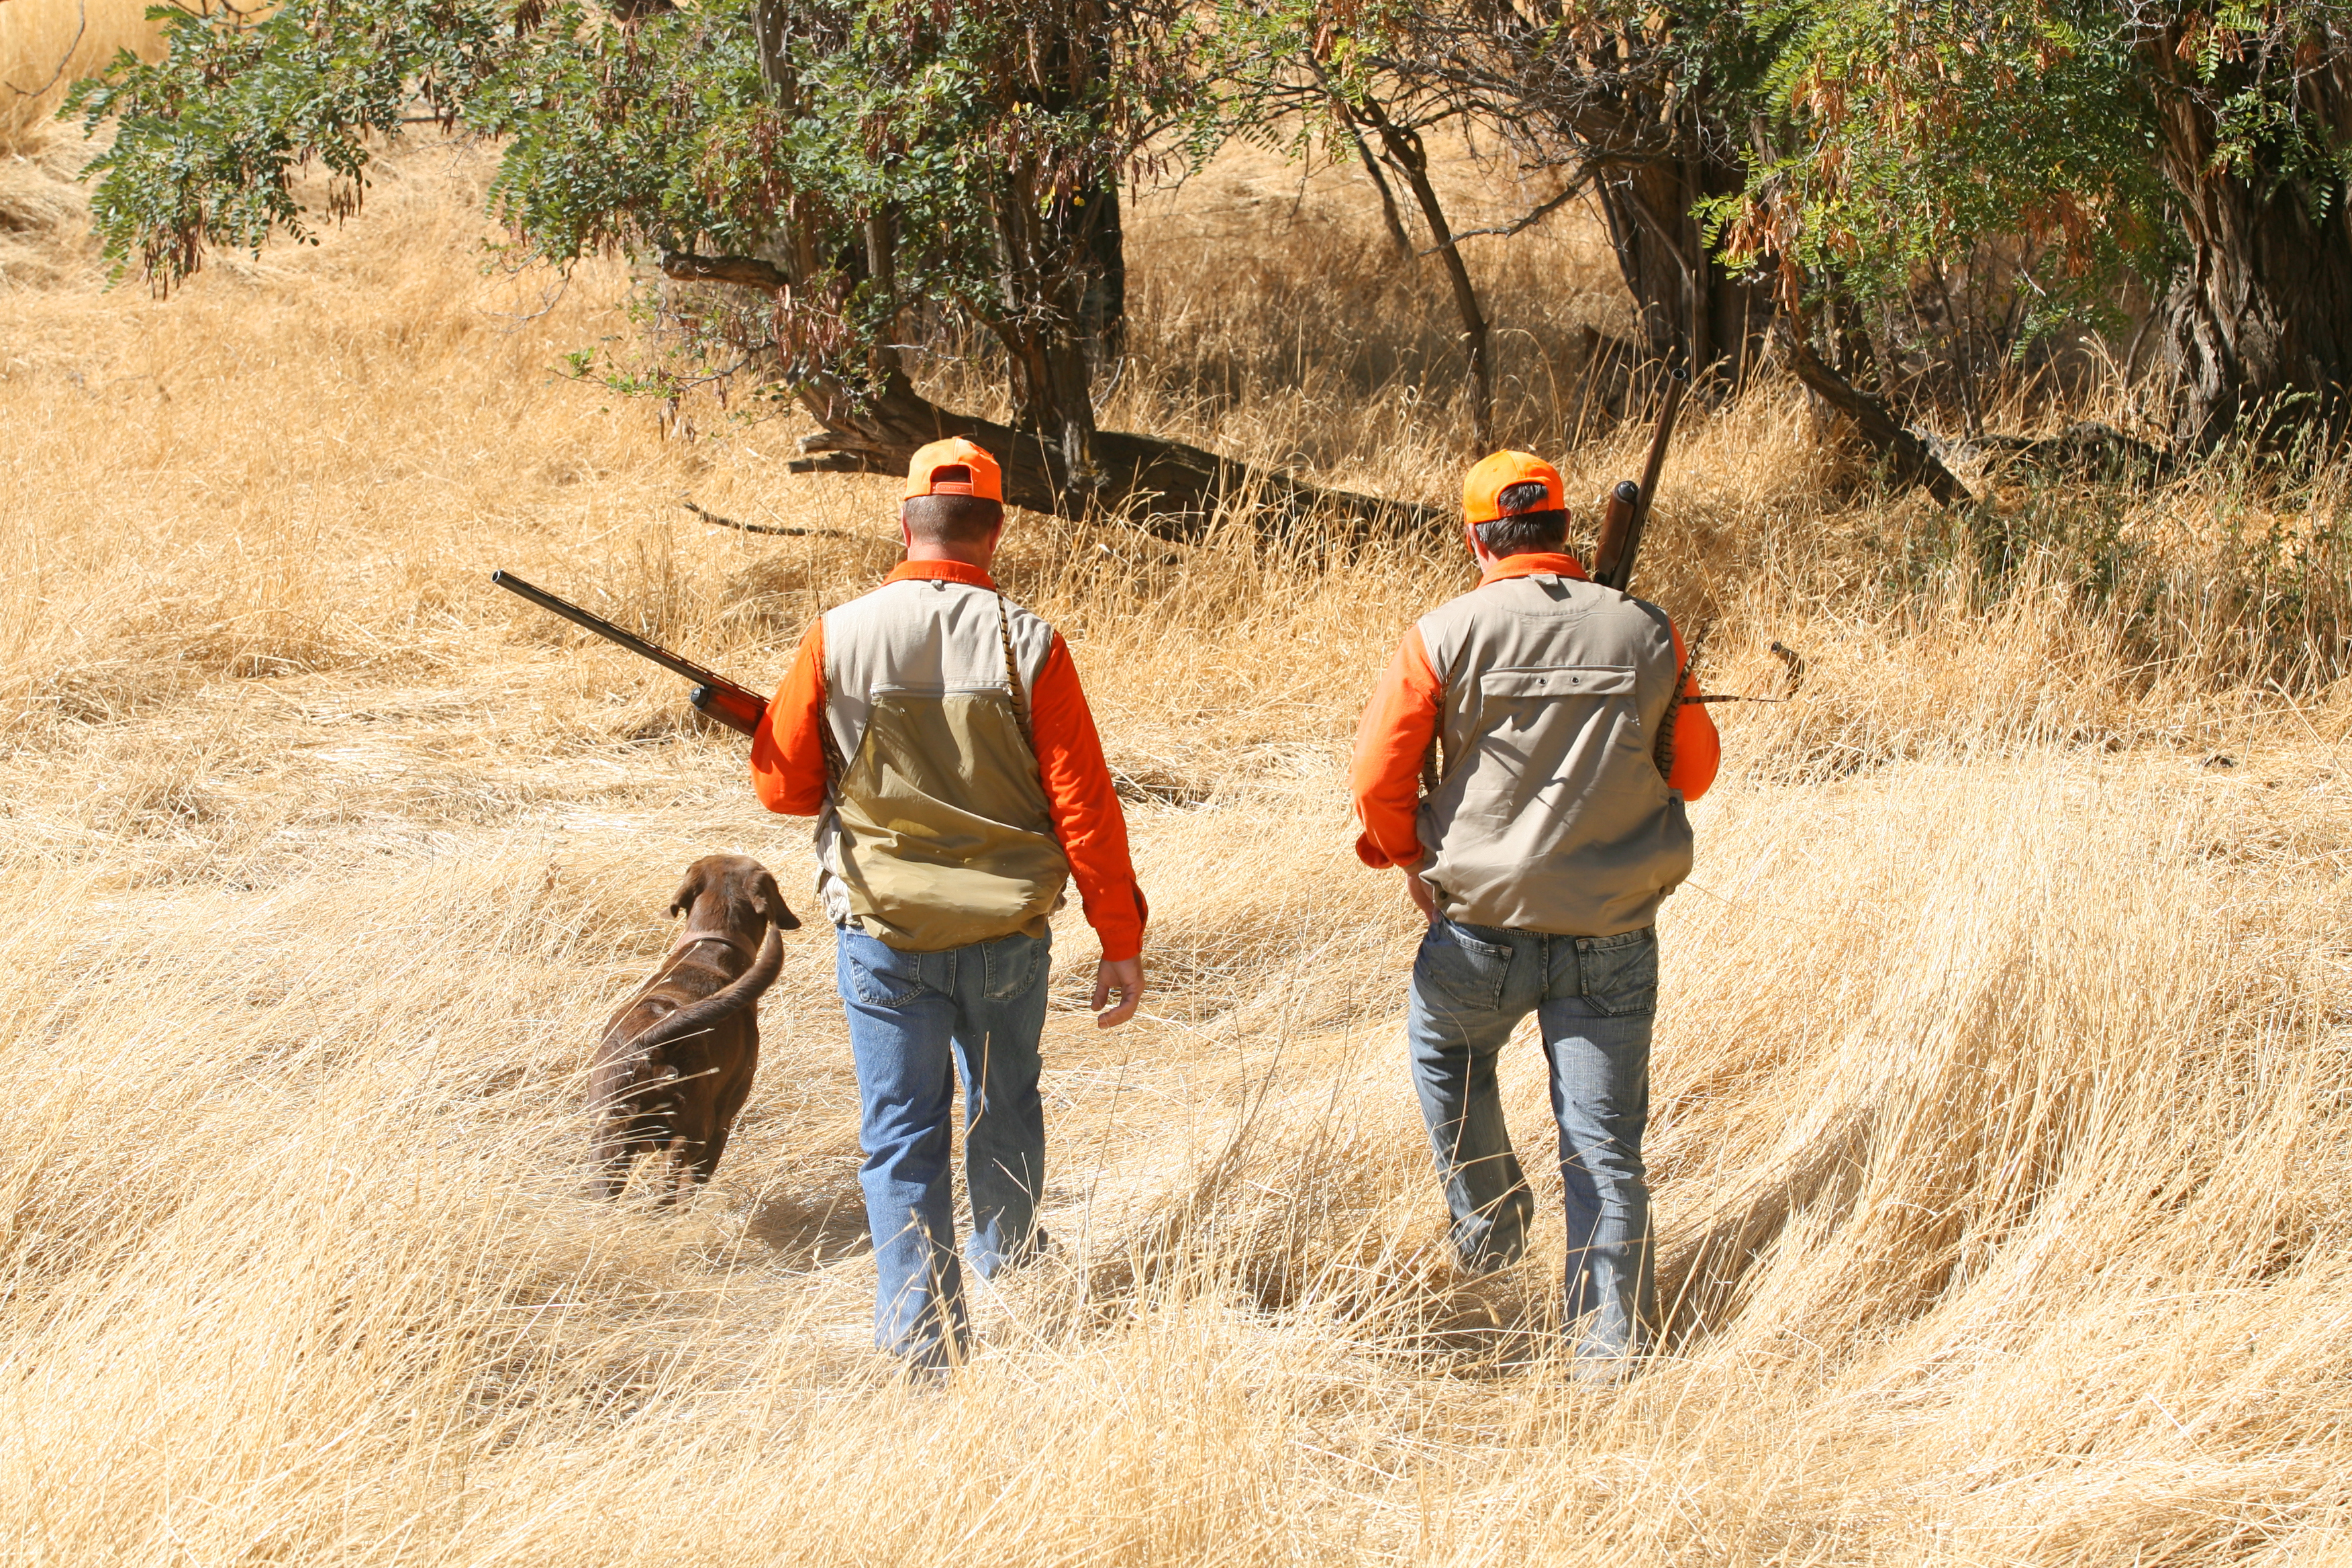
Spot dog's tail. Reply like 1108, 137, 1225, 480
620, 924, 786, 1057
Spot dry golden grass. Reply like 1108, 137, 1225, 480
3, 68, 2351, 1566
1, 0, 159, 150
2, 0, 163, 289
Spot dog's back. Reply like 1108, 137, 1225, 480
592, 854, 797, 1197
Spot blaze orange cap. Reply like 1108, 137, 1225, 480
1463, 450, 1565, 525
904, 437, 1003, 503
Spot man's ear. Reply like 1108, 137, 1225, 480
898, 501, 913, 550
753, 871, 801, 931
1464, 521, 1494, 568
667, 868, 702, 920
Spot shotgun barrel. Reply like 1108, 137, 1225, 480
489, 570, 767, 737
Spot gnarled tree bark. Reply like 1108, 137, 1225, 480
2147, 30, 2352, 452
1591, 135, 1775, 386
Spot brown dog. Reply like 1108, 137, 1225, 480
591, 854, 799, 1198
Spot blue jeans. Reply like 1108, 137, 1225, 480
836, 924, 1053, 1367
1407, 918, 1659, 1361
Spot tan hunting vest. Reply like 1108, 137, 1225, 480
1416, 570, 1694, 935
816, 576, 1069, 951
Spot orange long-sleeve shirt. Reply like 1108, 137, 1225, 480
750, 560, 1147, 961
1351, 552, 1719, 871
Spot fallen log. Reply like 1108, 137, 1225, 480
660, 252, 1435, 541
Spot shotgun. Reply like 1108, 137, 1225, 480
1584, 377, 1805, 721
489, 570, 767, 737
1589, 369, 1688, 593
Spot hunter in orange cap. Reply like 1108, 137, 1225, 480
750, 428, 1145, 1371
903, 436, 1004, 503
1351, 447, 1718, 1381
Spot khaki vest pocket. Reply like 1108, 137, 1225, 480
1477, 665, 1636, 700
832, 688, 1071, 952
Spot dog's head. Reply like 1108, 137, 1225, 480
669, 853, 802, 932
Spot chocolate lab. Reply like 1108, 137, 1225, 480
591, 854, 798, 1198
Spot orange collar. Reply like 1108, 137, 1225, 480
1479, 551, 1590, 586
887, 558, 999, 591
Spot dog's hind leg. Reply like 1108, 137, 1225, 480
660, 1136, 696, 1206
591, 1126, 639, 1200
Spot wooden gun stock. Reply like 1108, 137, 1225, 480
687, 683, 767, 738
1590, 481, 1642, 589
490, 570, 767, 738
1588, 371, 1688, 593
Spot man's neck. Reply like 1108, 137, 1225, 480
903, 543, 996, 570
1477, 548, 1586, 583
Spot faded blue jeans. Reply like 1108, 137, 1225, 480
1407, 918, 1659, 1362
837, 924, 1053, 1367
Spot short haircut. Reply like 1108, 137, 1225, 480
1474, 483, 1569, 557
903, 479, 1005, 544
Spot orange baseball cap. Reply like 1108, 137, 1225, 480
905, 437, 1003, 503
1463, 450, 1565, 524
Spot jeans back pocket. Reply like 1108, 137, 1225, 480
1575, 927, 1658, 1017
1415, 920, 1513, 1013
842, 931, 928, 1008
981, 932, 1047, 1001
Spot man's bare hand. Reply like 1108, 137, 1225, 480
1403, 866, 1438, 923
1092, 956, 1144, 1028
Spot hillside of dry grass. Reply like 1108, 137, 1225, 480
5, 13, 2352, 1559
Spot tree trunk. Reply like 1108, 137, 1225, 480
1779, 320, 1972, 506
1590, 134, 1774, 385
2147, 40, 2352, 452
1341, 111, 1414, 259
980, 165, 1103, 491
1081, 176, 1126, 362
1500, 56, 1775, 383
1355, 99, 1496, 450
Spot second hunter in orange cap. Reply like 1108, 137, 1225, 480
1351, 446, 1718, 1379
903, 436, 1004, 503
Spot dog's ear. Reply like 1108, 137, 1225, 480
667, 867, 703, 920
752, 869, 801, 931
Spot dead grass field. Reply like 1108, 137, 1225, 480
4, 21, 2352, 1561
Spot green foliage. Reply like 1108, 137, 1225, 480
68, 0, 523, 281
2188, 3, 2352, 208
1708, 2, 2164, 336
68, 0, 1183, 398
1175, 0, 1410, 161
1712, 2, 2351, 352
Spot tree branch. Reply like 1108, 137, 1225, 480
1353, 96, 1496, 449
1, 0, 87, 100
659, 251, 789, 291
1417, 177, 1588, 254
679, 499, 856, 538
1779, 320, 1973, 506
